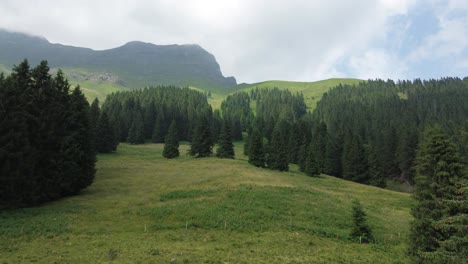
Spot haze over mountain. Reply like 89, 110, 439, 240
0, 29, 236, 90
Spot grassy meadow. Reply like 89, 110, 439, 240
0, 143, 412, 263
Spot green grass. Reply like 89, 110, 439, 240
0, 143, 412, 263
54, 67, 129, 103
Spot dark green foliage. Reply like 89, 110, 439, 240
409, 126, 467, 263
342, 134, 369, 183
314, 78, 468, 185
0, 60, 96, 207
96, 112, 117, 153
367, 145, 386, 188
64, 86, 96, 193
323, 137, 341, 177
254, 88, 307, 140
151, 111, 166, 143
220, 92, 251, 140
287, 124, 301, 164
189, 115, 213, 158
350, 200, 374, 243
102, 86, 210, 144
127, 111, 145, 144
266, 120, 289, 171
305, 143, 320, 177
216, 121, 235, 159
163, 120, 179, 159
248, 129, 265, 168
144, 101, 157, 139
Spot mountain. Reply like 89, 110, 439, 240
0, 29, 236, 91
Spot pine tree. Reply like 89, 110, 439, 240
342, 133, 369, 183
89, 98, 100, 152
266, 121, 289, 171
127, 111, 145, 144
323, 136, 341, 176
248, 129, 265, 167
188, 116, 213, 157
305, 143, 320, 177
64, 86, 96, 193
350, 200, 374, 243
151, 111, 166, 143
96, 112, 117, 153
163, 120, 179, 159
287, 125, 301, 164
216, 120, 235, 158
409, 126, 467, 263
367, 144, 386, 188
144, 100, 157, 139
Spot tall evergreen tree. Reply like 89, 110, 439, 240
304, 142, 320, 177
266, 120, 289, 171
151, 111, 166, 143
89, 98, 100, 151
216, 120, 235, 159
323, 137, 341, 176
350, 200, 374, 243
409, 126, 467, 263
127, 111, 145, 144
188, 116, 213, 157
342, 134, 369, 183
163, 120, 179, 159
96, 112, 117, 153
0, 61, 96, 207
248, 129, 265, 167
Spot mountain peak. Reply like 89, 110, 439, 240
0, 30, 236, 89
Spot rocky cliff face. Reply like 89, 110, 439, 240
0, 29, 236, 89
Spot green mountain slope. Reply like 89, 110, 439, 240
236, 79, 364, 110
0, 29, 236, 91
0, 143, 412, 263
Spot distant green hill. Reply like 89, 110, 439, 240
0, 29, 236, 95
235, 79, 364, 110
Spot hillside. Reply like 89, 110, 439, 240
0, 29, 236, 93
0, 143, 412, 263
235, 79, 364, 110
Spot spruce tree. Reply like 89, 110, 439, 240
163, 120, 179, 159
409, 126, 467, 263
151, 111, 166, 143
127, 112, 145, 144
305, 143, 320, 177
350, 199, 374, 243
323, 137, 341, 176
266, 121, 289, 171
188, 116, 213, 157
89, 98, 100, 151
342, 133, 369, 183
96, 112, 117, 153
248, 129, 265, 167
216, 120, 235, 158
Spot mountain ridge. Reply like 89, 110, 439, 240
0, 29, 236, 89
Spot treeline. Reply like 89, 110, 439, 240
100, 86, 214, 144
221, 79, 467, 187
94, 77, 467, 189
0, 60, 96, 208
313, 78, 468, 185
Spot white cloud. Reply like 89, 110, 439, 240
347, 50, 408, 80
409, 3, 468, 61
1, 0, 465, 83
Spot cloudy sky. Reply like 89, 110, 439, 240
1, 0, 467, 83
